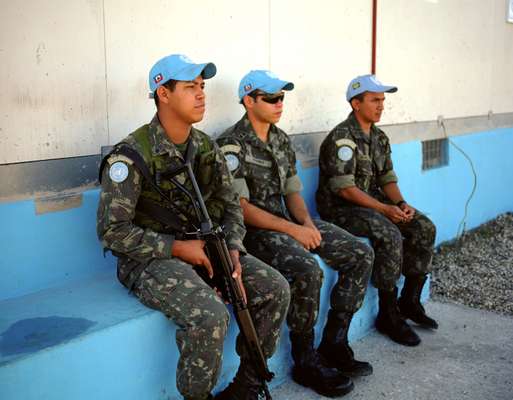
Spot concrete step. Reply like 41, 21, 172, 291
0, 257, 408, 400
0, 269, 293, 400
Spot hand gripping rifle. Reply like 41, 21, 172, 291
162, 142, 274, 398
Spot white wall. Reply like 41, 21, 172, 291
0, 0, 108, 164
1, 0, 512, 164
379, 0, 513, 125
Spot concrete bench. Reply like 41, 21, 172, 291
0, 166, 427, 400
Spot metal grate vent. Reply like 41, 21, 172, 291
422, 138, 448, 170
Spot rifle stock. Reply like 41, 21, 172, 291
205, 231, 274, 382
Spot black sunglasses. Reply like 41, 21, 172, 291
250, 92, 285, 104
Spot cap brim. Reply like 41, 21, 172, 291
174, 62, 217, 81
200, 62, 217, 79
347, 84, 398, 102
261, 79, 294, 94
282, 82, 294, 91
383, 85, 398, 93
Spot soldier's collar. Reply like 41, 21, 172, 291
148, 114, 196, 159
237, 113, 279, 149
347, 112, 378, 142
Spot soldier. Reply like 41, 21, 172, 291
97, 55, 290, 400
316, 74, 438, 347
217, 70, 374, 397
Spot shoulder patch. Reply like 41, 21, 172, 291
224, 153, 240, 172
107, 154, 134, 165
337, 146, 354, 162
109, 161, 130, 183
220, 144, 241, 154
335, 138, 357, 149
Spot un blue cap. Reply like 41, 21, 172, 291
346, 74, 397, 102
238, 70, 294, 100
148, 54, 216, 93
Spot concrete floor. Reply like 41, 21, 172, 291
273, 301, 513, 400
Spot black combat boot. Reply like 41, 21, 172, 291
215, 361, 271, 400
375, 287, 421, 346
399, 275, 439, 329
290, 330, 354, 397
318, 310, 373, 377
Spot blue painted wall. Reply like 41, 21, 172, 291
0, 191, 114, 301
1, 127, 512, 300
1, 126, 511, 400
392, 127, 513, 244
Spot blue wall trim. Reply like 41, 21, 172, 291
392, 127, 513, 244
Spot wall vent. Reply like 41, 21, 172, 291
422, 138, 448, 170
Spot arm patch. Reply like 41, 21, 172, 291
220, 144, 241, 154
335, 138, 357, 149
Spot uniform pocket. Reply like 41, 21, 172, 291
356, 156, 373, 176
197, 150, 215, 187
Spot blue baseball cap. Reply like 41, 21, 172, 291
148, 54, 216, 93
346, 74, 397, 102
238, 70, 294, 101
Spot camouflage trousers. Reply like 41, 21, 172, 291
128, 254, 290, 399
324, 207, 436, 291
244, 219, 373, 334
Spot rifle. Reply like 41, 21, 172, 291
161, 143, 274, 398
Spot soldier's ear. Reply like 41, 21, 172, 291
156, 86, 170, 105
242, 95, 255, 110
350, 98, 360, 111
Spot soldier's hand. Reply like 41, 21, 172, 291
229, 250, 247, 304
303, 220, 322, 247
172, 240, 214, 278
400, 203, 415, 221
382, 204, 409, 224
288, 224, 321, 251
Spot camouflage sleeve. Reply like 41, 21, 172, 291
96, 162, 174, 262
283, 134, 304, 194
284, 133, 298, 178
211, 143, 247, 253
284, 174, 303, 195
319, 132, 357, 192
376, 136, 398, 186
217, 138, 250, 200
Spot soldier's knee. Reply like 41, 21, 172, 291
258, 268, 291, 306
355, 240, 375, 264
290, 257, 324, 282
305, 260, 324, 283
273, 272, 292, 305
388, 224, 403, 247
192, 300, 230, 335
424, 219, 436, 242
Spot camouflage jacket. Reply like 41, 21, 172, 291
97, 114, 246, 266
316, 112, 398, 214
216, 114, 303, 219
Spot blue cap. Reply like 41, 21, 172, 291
148, 54, 216, 93
346, 74, 397, 102
238, 70, 294, 100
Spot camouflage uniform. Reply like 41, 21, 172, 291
97, 114, 290, 399
316, 112, 436, 291
217, 114, 373, 334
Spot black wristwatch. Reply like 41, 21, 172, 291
396, 200, 407, 207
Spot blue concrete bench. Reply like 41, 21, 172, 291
0, 165, 427, 400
